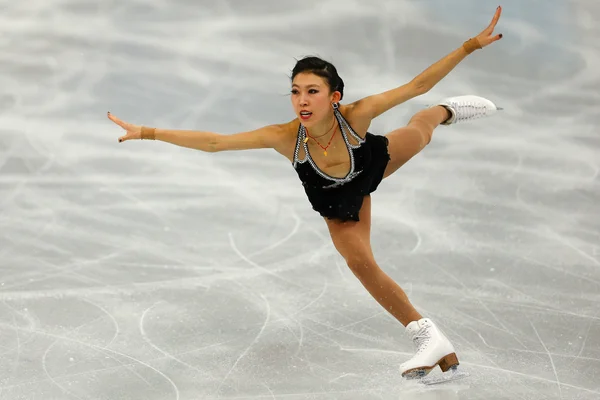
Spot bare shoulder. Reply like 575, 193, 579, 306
337, 103, 372, 138
268, 119, 302, 162
258, 119, 297, 145
343, 81, 423, 121
214, 120, 296, 154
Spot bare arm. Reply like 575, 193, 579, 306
351, 6, 503, 120
107, 112, 288, 153
351, 46, 470, 120
153, 125, 286, 152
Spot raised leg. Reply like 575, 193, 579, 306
324, 195, 422, 326
382, 95, 499, 179
382, 106, 450, 179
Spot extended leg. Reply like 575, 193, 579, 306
383, 95, 499, 179
382, 106, 450, 178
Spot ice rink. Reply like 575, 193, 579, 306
1, 0, 599, 399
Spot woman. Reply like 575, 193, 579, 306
108, 7, 504, 379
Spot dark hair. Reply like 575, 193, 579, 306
291, 56, 345, 100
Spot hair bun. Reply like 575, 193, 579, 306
291, 56, 344, 100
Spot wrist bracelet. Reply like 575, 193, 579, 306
141, 126, 156, 140
463, 38, 482, 54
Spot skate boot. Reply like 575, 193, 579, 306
437, 95, 499, 125
399, 318, 459, 379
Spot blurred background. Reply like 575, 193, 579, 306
0, 0, 599, 399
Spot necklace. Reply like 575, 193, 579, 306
303, 117, 337, 156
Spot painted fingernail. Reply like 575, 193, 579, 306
499, 33, 503, 38
118, 138, 122, 142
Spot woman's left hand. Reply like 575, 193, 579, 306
475, 6, 503, 48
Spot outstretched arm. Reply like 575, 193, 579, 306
351, 6, 503, 120
107, 112, 287, 152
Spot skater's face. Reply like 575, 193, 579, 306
291, 73, 341, 128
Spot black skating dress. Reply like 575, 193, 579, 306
292, 105, 390, 222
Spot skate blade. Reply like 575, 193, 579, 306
420, 367, 469, 386
402, 368, 433, 380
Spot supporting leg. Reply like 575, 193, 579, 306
325, 196, 460, 378
325, 196, 422, 326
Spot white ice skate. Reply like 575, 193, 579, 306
437, 95, 499, 125
399, 318, 467, 384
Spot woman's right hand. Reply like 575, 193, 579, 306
108, 112, 142, 142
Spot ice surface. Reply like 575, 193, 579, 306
1, 0, 599, 399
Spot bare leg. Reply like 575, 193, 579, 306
383, 106, 451, 178
325, 196, 422, 326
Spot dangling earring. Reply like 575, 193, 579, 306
332, 102, 339, 110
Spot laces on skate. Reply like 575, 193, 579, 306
437, 95, 499, 125
453, 103, 487, 123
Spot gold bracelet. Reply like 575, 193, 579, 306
141, 126, 156, 140
463, 38, 482, 54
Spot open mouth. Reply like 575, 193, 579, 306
300, 111, 312, 120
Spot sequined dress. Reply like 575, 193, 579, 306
292, 107, 390, 222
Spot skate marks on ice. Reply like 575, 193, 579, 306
419, 367, 470, 386
1, 0, 600, 398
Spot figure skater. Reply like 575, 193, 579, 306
108, 6, 504, 379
